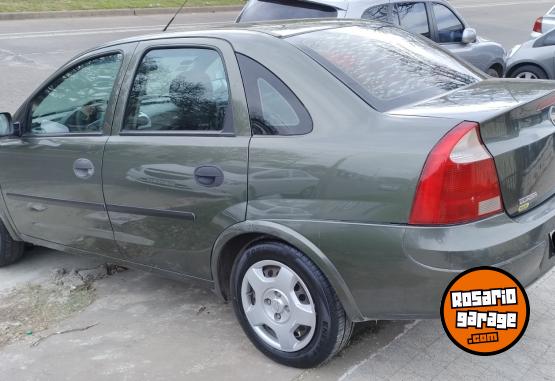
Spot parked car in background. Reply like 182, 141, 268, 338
1, 20, 555, 368
507, 28, 555, 79
237, 0, 507, 76
531, 5, 555, 38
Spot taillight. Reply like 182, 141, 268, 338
533, 17, 543, 33
409, 122, 503, 225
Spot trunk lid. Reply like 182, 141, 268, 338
389, 79, 555, 217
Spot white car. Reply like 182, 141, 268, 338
532, 5, 555, 38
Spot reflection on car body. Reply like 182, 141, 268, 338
250, 168, 319, 198
126, 163, 245, 197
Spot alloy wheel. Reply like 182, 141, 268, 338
516, 72, 539, 79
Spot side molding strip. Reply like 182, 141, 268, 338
5, 193, 196, 221
106, 204, 196, 221
6, 193, 105, 211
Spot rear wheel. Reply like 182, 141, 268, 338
0, 220, 25, 267
510, 65, 548, 80
230, 241, 353, 368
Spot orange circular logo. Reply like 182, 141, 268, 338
441, 267, 529, 356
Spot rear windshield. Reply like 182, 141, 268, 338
238, 0, 338, 23
288, 25, 484, 111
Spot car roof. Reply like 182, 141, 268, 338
93, 18, 386, 50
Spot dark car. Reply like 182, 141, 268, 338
0, 20, 554, 368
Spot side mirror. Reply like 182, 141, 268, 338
0, 112, 13, 136
462, 28, 477, 44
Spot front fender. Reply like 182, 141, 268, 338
475, 41, 507, 73
210, 220, 365, 322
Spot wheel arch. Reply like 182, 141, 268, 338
0, 192, 22, 242
488, 62, 504, 77
210, 220, 365, 322
506, 61, 550, 78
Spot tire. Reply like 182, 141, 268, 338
0, 220, 25, 267
230, 241, 354, 368
486, 67, 501, 78
510, 65, 548, 80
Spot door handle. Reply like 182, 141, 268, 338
73, 158, 95, 179
194, 165, 224, 187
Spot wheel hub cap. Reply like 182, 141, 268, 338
241, 260, 316, 352
264, 290, 290, 321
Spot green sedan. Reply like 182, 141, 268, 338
0, 20, 554, 368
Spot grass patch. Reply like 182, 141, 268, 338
0, 0, 244, 13
0, 284, 96, 348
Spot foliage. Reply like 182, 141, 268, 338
0, 0, 243, 13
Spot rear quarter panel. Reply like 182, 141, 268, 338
230, 32, 462, 224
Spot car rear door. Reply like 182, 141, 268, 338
0, 44, 135, 254
359, 3, 393, 23
391, 1, 432, 39
101, 38, 251, 279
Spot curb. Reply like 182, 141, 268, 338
0, 5, 243, 21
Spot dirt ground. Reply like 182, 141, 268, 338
0, 258, 129, 348
1, 248, 554, 381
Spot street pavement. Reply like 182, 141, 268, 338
1, 1, 555, 380
0, 0, 552, 112
0, 248, 554, 381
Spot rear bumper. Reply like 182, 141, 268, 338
276, 195, 555, 320
531, 32, 543, 39
399, 213, 555, 319
404, 198, 555, 273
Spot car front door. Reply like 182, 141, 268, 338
428, 2, 483, 69
0, 45, 135, 254
101, 39, 251, 279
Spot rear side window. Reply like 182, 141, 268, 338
289, 25, 483, 111
237, 54, 312, 135
361, 4, 390, 23
393, 2, 430, 38
123, 48, 230, 132
238, 0, 338, 22
433, 3, 464, 43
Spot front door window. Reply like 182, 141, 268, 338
30, 54, 122, 135
433, 3, 465, 43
